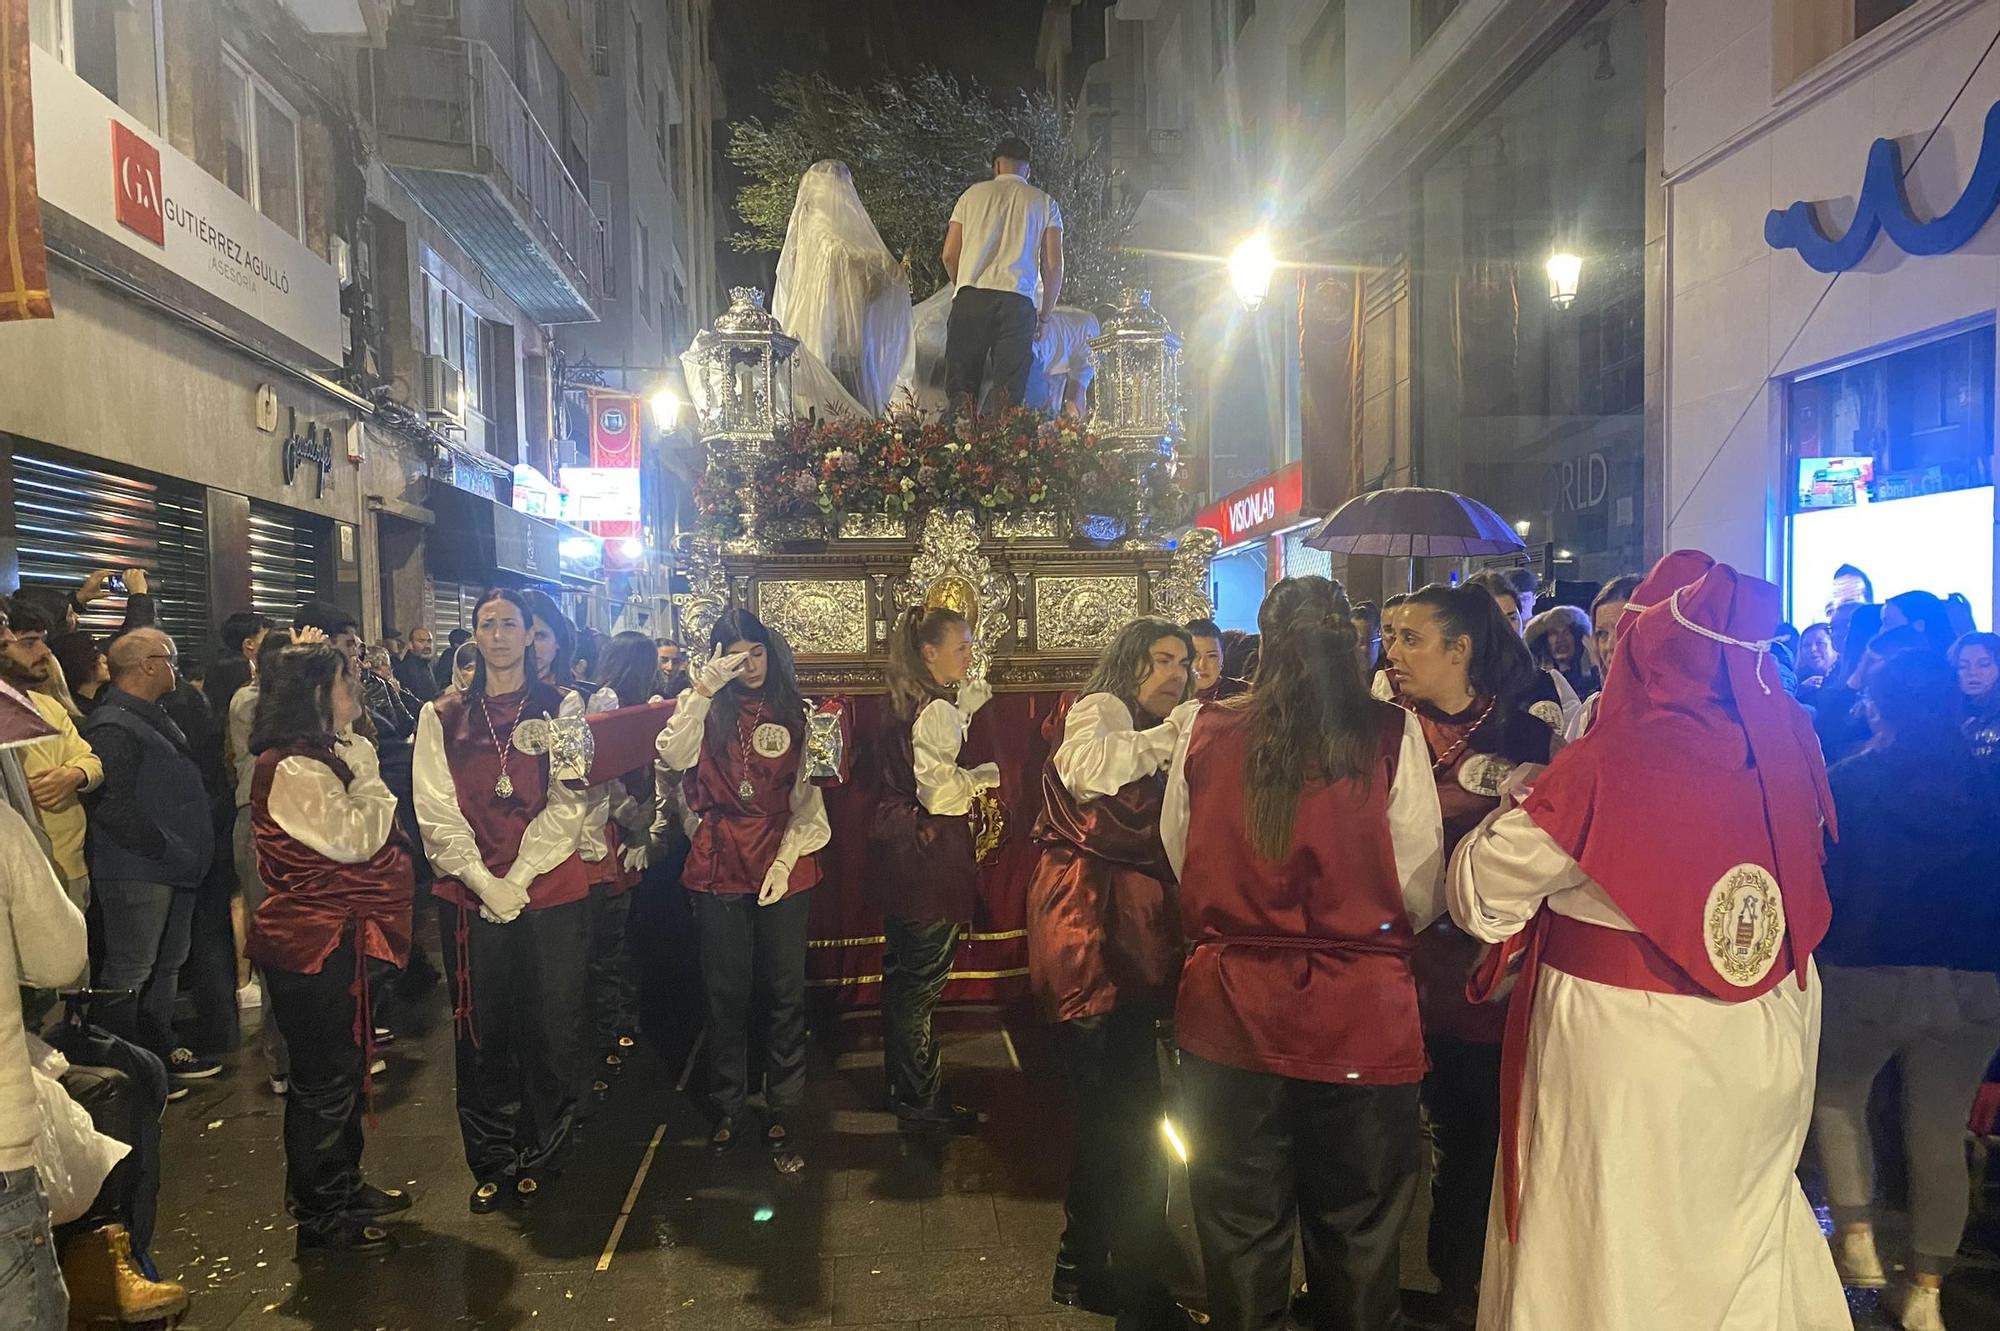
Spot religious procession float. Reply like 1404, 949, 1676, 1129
675, 285, 1217, 1002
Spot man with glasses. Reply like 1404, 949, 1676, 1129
0, 601, 100, 910
79, 628, 219, 1094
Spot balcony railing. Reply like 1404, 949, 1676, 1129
371, 37, 606, 323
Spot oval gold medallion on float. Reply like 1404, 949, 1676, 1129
752, 722, 793, 759
1704, 864, 1786, 987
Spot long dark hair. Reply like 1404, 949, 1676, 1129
520, 588, 575, 686
1860, 649, 1990, 821
467, 587, 538, 697
1241, 577, 1375, 860
600, 630, 665, 708
704, 608, 807, 765
1404, 583, 1540, 706
1079, 616, 1193, 722
885, 605, 967, 720
1885, 589, 1955, 656
248, 644, 348, 756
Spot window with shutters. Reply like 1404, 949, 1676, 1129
246, 501, 330, 625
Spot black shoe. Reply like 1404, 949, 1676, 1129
165, 1083, 191, 1103
513, 1175, 540, 1208
767, 1119, 804, 1176
296, 1221, 398, 1257
372, 1026, 396, 1047
168, 1047, 222, 1080
469, 1180, 504, 1214
709, 1118, 739, 1155
354, 1182, 412, 1216
896, 1102, 981, 1136
1051, 1264, 1119, 1316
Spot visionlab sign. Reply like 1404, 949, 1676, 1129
31, 48, 344, 364
1195, 462, 1306, 547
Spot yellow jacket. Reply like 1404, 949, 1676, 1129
21, 690, 101, 881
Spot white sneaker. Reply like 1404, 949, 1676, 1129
1897, 1283, 1946, 1331
1833, 1229, 1888, 1288
237, 980, 263, 1010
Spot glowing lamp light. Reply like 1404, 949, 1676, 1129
1546, 252, 1583, 309
649, 385, 684, 430
559, 536, 599, 560
1228, 233, 1276, 311
1513, 519, 1532, 538
1161, 1117, 1189, 1164
619, 537, 646, 560
1557, 548, 1575, 561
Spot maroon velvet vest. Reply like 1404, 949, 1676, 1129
430, 685, 589, 911
246, 743, 413, 977
682, 698, 821, 896
1025, 694, 1180, 1024
866, 701, 978, 924
1175, 701, 1424, 1084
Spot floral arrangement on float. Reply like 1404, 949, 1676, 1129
694, 404, 1192, 545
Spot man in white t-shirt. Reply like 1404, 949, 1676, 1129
940, 137, 1064, 411
1023, 307, 1099, 416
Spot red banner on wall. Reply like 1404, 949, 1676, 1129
0, 0, 53, 322
583, 390, 641, 544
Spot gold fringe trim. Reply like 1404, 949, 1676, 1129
807, 928, 1026, 950
806, 966, 1030, 988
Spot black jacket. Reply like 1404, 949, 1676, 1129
80, 687, 216, 889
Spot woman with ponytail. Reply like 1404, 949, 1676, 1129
868, 606, 1000, 1136
1161, 575, 1443, 1331
1382, 582, 1553, 1325
655, 609, 829, 1175
413, 587, 590, 1215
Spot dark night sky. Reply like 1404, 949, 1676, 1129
709, 0, 1049, 287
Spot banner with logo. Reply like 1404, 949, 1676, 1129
584, 391, 642, 543
0, 0, 51, 322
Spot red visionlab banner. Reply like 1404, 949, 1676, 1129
1194, 460, 1306, 547
0, 0, 51, 321
584, 391, 642, 543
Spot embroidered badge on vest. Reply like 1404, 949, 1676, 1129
1704, 864, 1786, 987
752, 722, 793, 759
1457, 752, 1516, 798
1528, 700, 1564, 730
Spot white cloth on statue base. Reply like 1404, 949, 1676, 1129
1449, 808, 1851, 1331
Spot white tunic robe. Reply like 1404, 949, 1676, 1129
1448, 807, 1852, 1331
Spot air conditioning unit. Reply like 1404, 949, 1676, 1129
423, 353, 464, 421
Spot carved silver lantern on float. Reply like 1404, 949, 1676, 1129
684, 286, 799, 551
1086, 288, 1185, 545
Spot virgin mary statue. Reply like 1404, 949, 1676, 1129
771, 161, 913, 416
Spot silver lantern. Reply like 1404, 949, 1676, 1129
1087, 288, 1184, 544
684, 286, 799, 552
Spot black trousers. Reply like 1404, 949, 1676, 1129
186, 843, 240, 1056
944, 287, 1037, 410
1057, 1005, 1176, 1328
693, 889, 811, 1122
1422, 1037, 1501, 1304
586, 883, 640, 1051
881, 917, 959, 1117
1181, 1052, 1421, 1331
264, 936, 368, 1236
46, 1026, 166, 1257
437, 897, 590, 1183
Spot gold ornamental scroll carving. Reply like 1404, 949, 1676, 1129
1148, 526, 1219, 624
757, 579, 870, 655
896, 511, 1013, 677
1036, 576, 1141, 652
675, 542, 730, 670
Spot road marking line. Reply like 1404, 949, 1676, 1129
999, 1023, 1022, 1074
595, 1124, 667, 1272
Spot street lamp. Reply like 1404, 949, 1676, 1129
1513, 519, 1532, 538
649, 384, 684, 431
1228, 233, 1277, 311
1546, 252, 1582, 309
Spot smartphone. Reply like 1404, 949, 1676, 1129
105, 574, 126, 594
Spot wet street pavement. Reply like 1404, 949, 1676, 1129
147, 981, 2000, 1331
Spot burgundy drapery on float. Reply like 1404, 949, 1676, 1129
806, 691, 1059, 1005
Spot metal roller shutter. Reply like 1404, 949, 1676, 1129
11, 446, 211, 649
427, 579, 479, 633
247, 502, 331, 625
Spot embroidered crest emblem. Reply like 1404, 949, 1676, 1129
1704, 864, 1786, 987
1528, 699, 1564, 729
751, 722, 792, 759
1457, 752, 1515, 798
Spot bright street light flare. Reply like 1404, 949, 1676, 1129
1546, 252, 1583, 309
1228, 233, 1277, 311
650, 385, 684, 430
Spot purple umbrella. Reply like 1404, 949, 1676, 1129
1302, 487, 1525, 558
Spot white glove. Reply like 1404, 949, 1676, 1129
467, 867, 530, 925
970, 762, 1002, 791
694, 651, 750, 699
620, 842, 649, 873
956, 676, 993, 718
757, 860, 791, 906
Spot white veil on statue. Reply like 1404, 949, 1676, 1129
772, 161, 912, 416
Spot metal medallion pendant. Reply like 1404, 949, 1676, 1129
495, 772, 515, 799
738, 778, 756, 801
